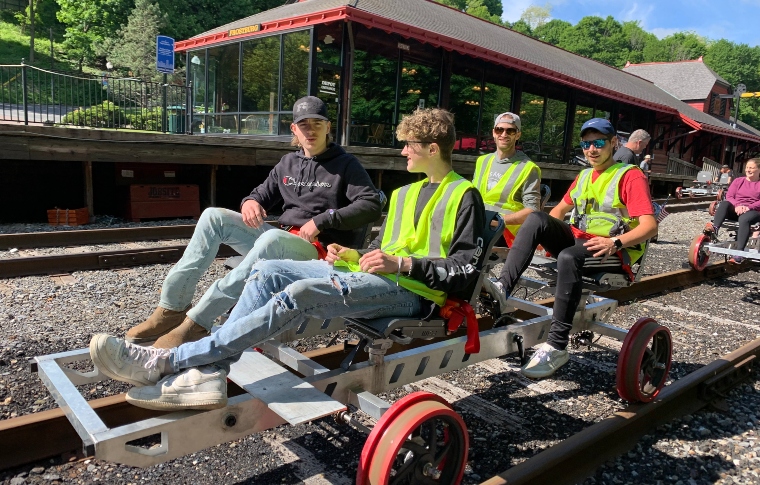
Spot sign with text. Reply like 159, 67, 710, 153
156, 35, 175, 74
229, 24, 261, 37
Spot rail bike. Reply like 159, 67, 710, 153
33, 212, 672, 484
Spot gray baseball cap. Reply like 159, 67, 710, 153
494, 112, 521, 131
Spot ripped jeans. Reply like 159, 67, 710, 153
159, 207, 317, 330
172, 259, 422, 372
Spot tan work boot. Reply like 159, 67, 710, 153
152, 316, 210, 349
125, 306, 190, 344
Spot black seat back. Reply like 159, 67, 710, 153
461, 211, 505, 306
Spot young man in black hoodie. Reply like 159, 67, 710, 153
124, 96, 383, 348
89, 107, 486, 411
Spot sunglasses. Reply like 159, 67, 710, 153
580, 139, 609, 150
402, 140, 432, 147
493, 127, 518, 136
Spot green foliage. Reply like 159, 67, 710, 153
102, 0, 165, 81
127, 106, 163, 130
14, 0, 62, 36
533, 19, 571, 45
558, 16, 629, 67
434, 0, 502, 24
520, 4, 552, 30
644, 32, 707, 62
509, 19, 533, 36
61, 100, 124, 127
55, 0, 133, 70
704, 39, 760, 91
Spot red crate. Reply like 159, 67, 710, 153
47, 207, 90, 226
125, 184, 201, 222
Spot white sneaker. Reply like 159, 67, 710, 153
482, 277, 511, 314
89, 333, 171, 387
521, 343, 569, 379
126, 366, 227, 411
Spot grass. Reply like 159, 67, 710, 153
0, 20, 96, 74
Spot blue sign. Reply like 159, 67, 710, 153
156, 35, 175, 74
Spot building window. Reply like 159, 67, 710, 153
206, 43, 240, 133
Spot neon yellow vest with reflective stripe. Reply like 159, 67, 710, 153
336, 171, 471, 306
472, 152, 539, 237
568, 163, 646, 264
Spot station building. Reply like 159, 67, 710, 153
175, 0, 760, 171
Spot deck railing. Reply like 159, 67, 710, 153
666, 156, 700, 178
0, 62, 191, 134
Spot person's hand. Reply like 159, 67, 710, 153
326, 244, 359, 264
359, 249, 398, 274
241, 199, 266, 228
584, 236, 617, 259
736, 205, 750, 215
299, 219, 320, 242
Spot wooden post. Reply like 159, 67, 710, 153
210, 164, 217, 207
83, 161, 94, 219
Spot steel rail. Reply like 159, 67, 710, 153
0, 262, 751, 470
481, 337, 760, 485
0, 225, 197, 250
0, 245, 238, 279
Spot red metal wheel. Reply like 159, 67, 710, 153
688, 233, 710, 271
357, 392, 468, 485
675, 187, 683, 199
616, 319, 672, 403
708, 200, 719, 216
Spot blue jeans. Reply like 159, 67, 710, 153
173, 259, 422, 372
159, 208, 318, 330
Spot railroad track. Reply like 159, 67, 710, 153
0, 261, 753, 478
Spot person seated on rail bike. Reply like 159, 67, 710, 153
485, 118, 658, 379
124, 96, 383, 349
88, 107, 487, 411
714, 164, 735, 185
472, 112, 541, 248
704, 158, 760, 264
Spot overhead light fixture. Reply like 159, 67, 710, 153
191, 55, 201, 65
323, 34, 334, 45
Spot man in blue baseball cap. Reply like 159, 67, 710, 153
484, 117, 657, 379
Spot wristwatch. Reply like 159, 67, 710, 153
610, 237, 623, 249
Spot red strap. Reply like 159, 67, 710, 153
439, 297, 480, 354
503, 228, 515, 248
287, 227, 328, 260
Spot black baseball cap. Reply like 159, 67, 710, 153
293, 96, 329, 124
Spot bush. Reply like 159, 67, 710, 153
127, 107, 163, 131
61, 101, 125, 128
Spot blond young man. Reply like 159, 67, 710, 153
88, 108, 486, 410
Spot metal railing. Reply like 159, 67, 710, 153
666, 156, 700, 177
0, 62, 191, 134
701, 157, 721, 177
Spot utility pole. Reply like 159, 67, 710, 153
28, 0, 35, 64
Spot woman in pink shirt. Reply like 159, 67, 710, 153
706, 158, 760, 263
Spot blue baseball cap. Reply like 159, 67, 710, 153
580, 118, 615, 136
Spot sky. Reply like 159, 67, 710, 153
500, 0, 760, 47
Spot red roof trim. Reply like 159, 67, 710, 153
175, 7, 348, 52
678, 113, 760, 143
626, 59, 705, 67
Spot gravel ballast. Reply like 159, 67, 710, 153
1, 209, 759, 485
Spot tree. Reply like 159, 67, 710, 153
704, 39, 760, 91
435, 0, 502, 24
533, 19, 571, 45
509, 19, 533, 36
104, 0, 165, 81
520, 4, 552, 30
643, 32, 706, 62
621, 21, 657, 64
55, 0, 132, 70
557, 16, 629, 67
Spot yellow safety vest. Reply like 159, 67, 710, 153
568, 163, 646, 264
336, 171, 472, 306
472, 152, 540, 237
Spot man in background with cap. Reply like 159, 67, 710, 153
485, 118, 657, 379
123, 96, 383, 347
472, 112, 541, 247
640, 154, 652, 179
715, 164, 734, 184
614, 128, 651, 165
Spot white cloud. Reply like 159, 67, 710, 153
650, 27, 681, 39
619, 2, 655, 24
500, 0, 535, 23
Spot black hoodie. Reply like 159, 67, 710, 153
241, 143, 382, 247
